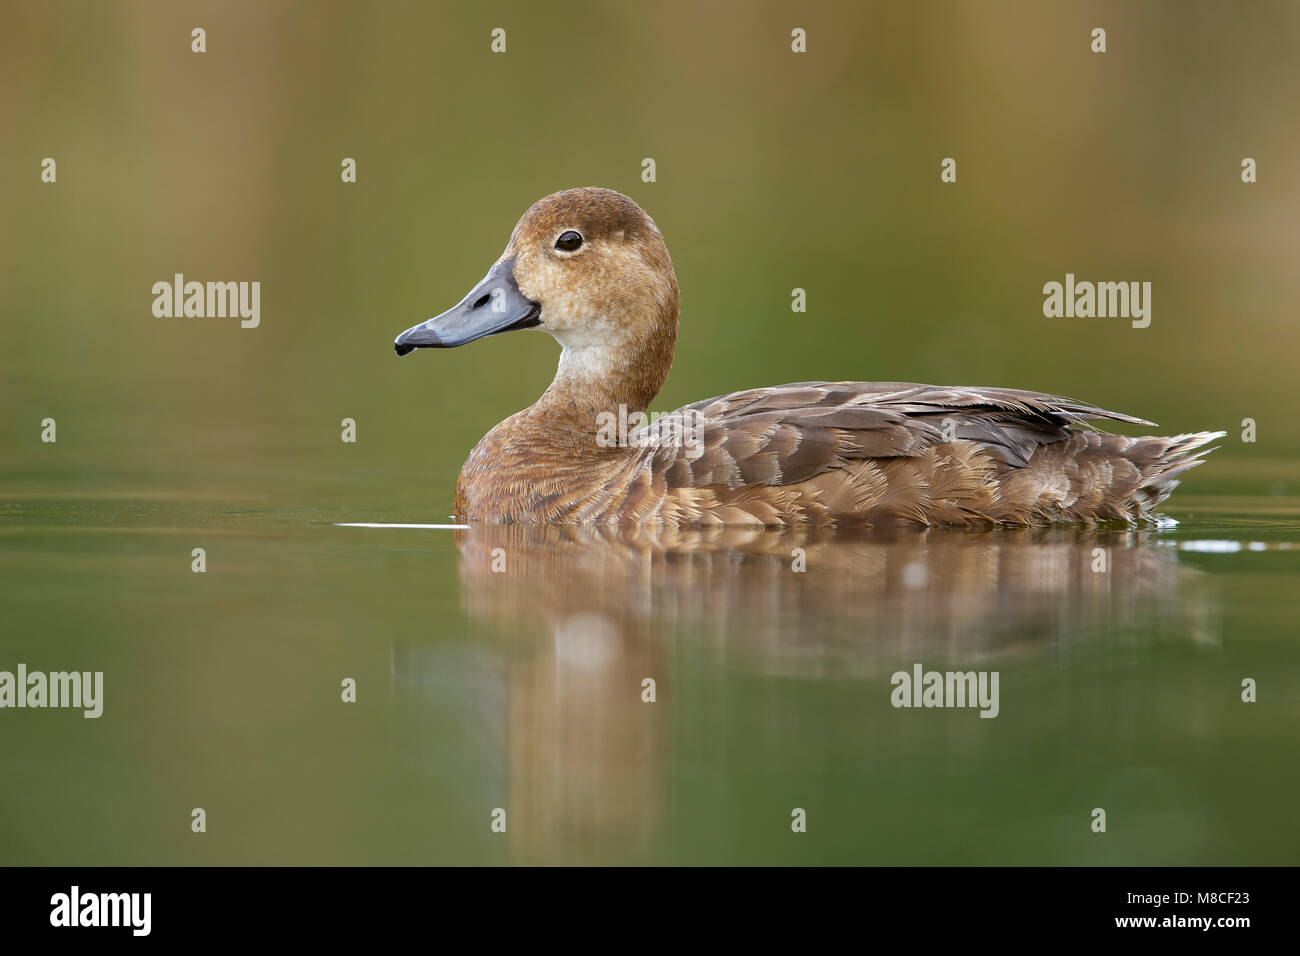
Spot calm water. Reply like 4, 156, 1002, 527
2, 461, 1297, 865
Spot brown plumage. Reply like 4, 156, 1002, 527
394, 188, 1222, 528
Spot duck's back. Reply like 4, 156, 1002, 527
625, 382, 1222, 528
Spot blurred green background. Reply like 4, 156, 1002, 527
3, 0, 1299, 494
1, 1, 1298, 865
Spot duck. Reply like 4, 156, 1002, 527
394, 187, 1222, 528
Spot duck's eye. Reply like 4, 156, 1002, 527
555, 230, 583, 252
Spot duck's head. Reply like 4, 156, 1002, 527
395, 187, 679, 406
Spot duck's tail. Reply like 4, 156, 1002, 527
990, 427, 1226, 524
1130, 430, 1226, 511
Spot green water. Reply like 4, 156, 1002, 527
1, 460, 1297, 865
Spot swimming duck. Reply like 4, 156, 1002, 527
395, 187, 1221, 527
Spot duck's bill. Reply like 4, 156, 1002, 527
394, 257, 542, 355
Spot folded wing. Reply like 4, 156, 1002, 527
644, 381, 1152, 490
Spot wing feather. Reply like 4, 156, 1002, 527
642, 381, 1148, 491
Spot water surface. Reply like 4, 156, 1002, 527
2, 464, 1296, 865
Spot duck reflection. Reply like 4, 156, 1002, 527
394, 524, 1214, 863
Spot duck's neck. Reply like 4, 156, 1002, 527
538, 343, 670, 418
522, 310, 678, 434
